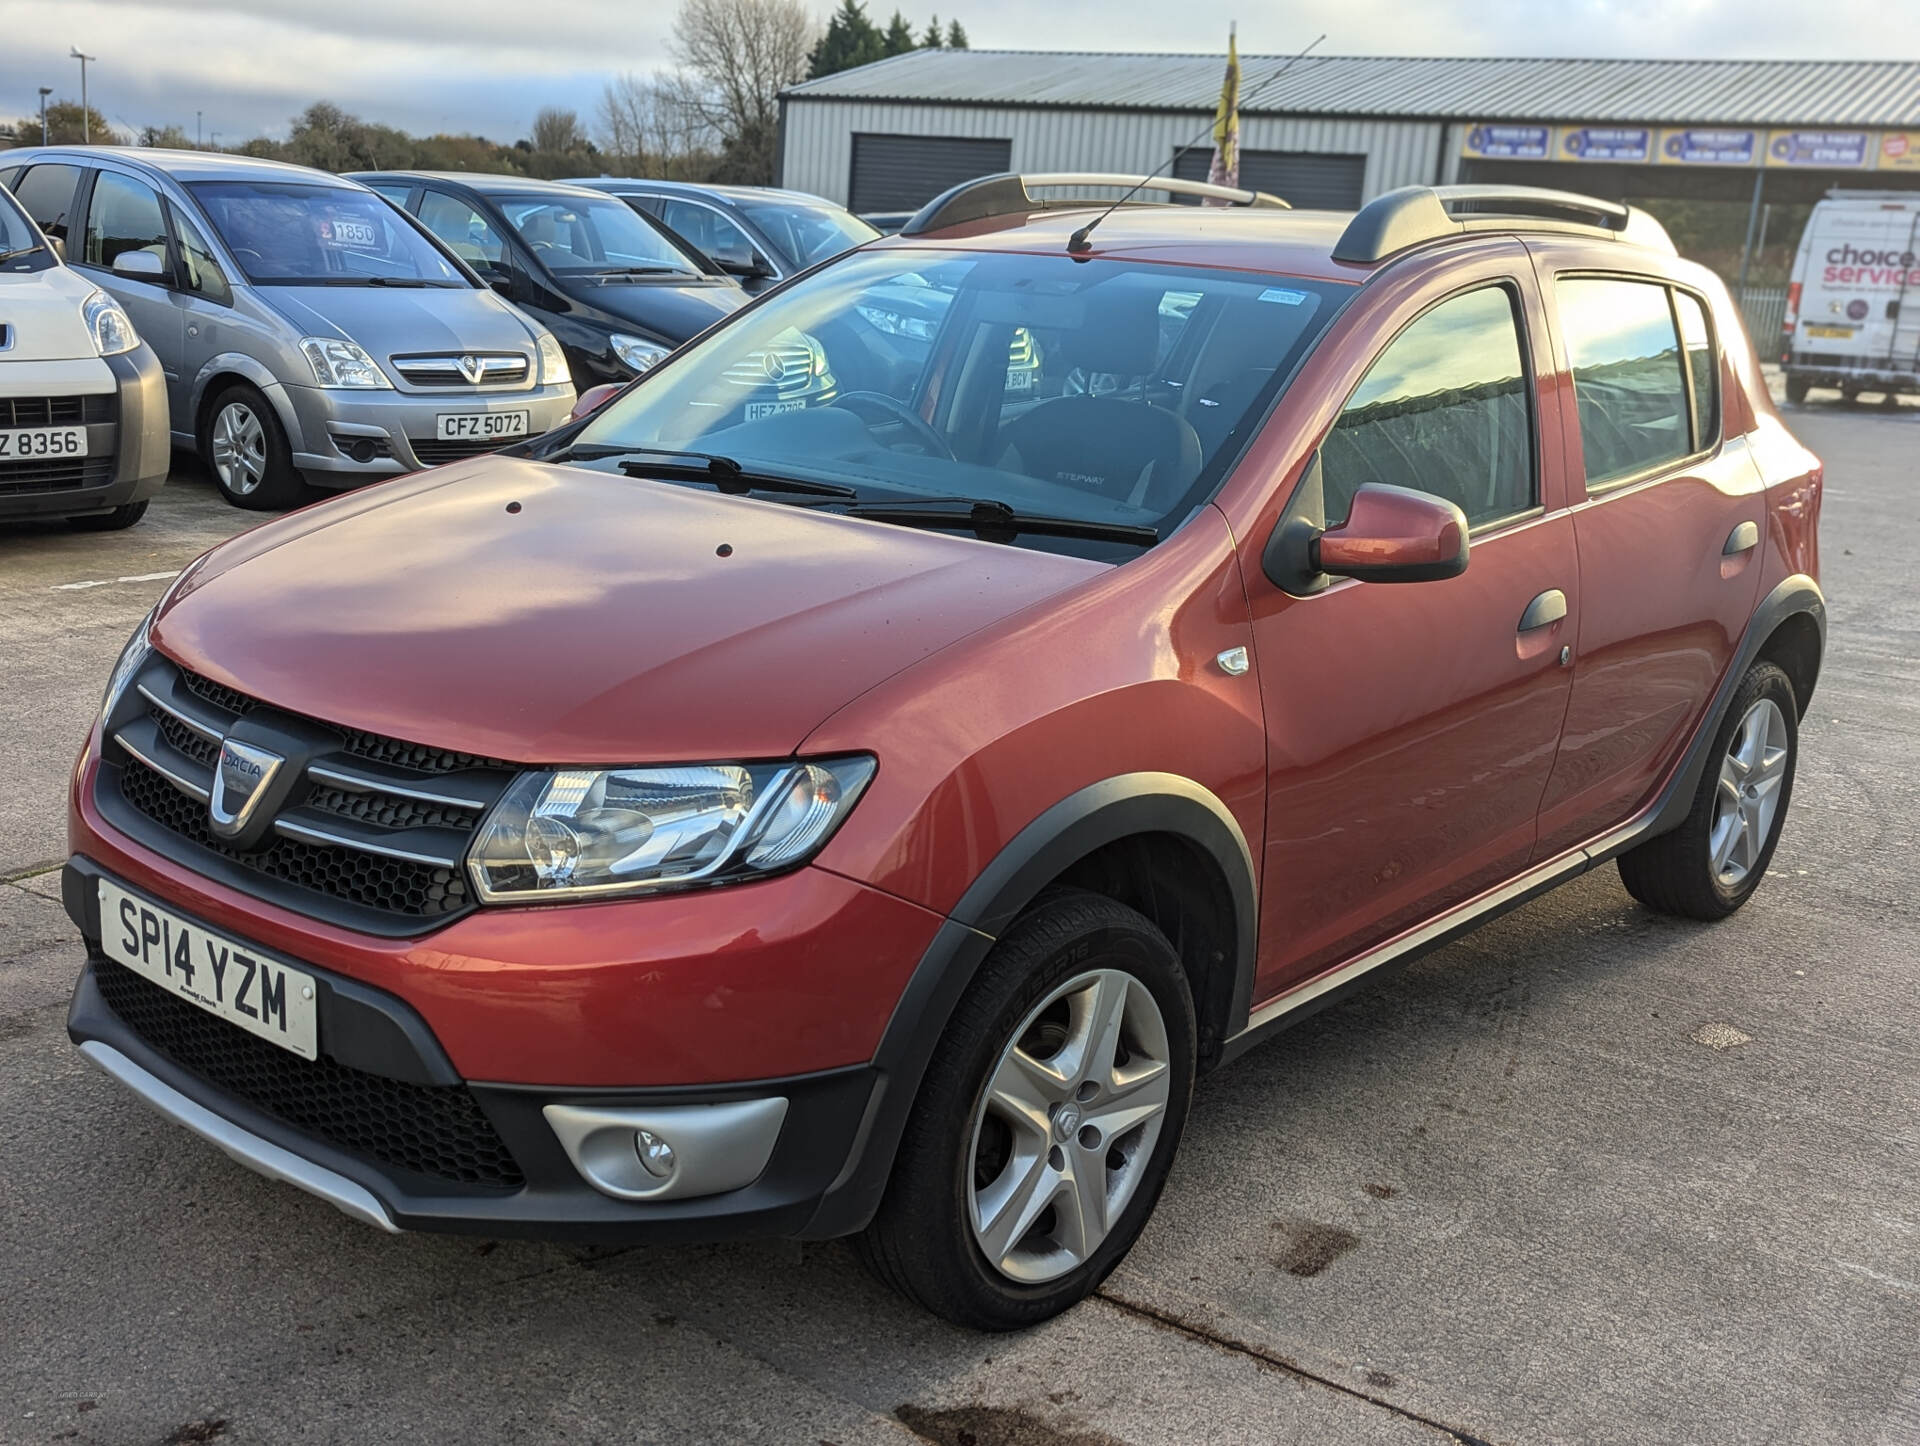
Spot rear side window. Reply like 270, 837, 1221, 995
1558, 277, 1714, 488
84, 171, 170, 274
1674, 290, 1718, 449
12, 164, 81, 242
1321, 285, 1534, 530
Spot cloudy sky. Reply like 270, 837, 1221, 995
0, 0, 1902, 145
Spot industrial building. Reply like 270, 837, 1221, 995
777, 51, 1920, 312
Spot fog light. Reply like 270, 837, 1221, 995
635, 1129, 676, 1178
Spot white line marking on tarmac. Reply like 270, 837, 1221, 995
51, 569, 179, 592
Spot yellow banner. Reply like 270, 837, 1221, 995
1878, 131, 1920, 170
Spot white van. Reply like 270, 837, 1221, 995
1782, 190, 1920, 404
0, 171, 169, 529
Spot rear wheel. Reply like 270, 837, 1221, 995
1784, 374, 1810, 406
203, 384, 303, 510
65, 501, 148, 531
1617, 661, 1797, 920
855, 890, 1196, 1330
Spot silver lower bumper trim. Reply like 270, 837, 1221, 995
79, 1039, 400, 1233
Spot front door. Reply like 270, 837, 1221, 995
1531, 267, 1766, 856
1245, 264, 1579, 999
72, 169, 182, 384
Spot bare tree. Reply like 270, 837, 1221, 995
598, 71, 717, 175
530, 106, 587, 156
669, 0, 817, 180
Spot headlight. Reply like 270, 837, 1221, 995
536, 331, 570, 385
468, 757, 875, 903
82, 289, 139, 356
101, 607, 155, 723
609, 333, 670, 374
299, 336, 391, 389
855, 305, 936, 342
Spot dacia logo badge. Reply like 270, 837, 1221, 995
209, 738, 285, 839
458, 354, 484, 384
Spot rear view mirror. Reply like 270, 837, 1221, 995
1314, 484, 1469, 583
112, 250, 165, 279
569, 382, 623, 422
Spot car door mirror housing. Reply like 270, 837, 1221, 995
569, 382, 623, 422
1315, 484, 1470, 584
488, 275, 513, 296
111, 250, 166, 280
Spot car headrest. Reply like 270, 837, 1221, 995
1062, 288, 1162, 377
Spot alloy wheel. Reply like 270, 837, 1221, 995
210, 402, 267, 496
967, 967, 1171, 1284
1710, 696, 1790, 887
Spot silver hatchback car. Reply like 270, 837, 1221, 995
0, 149, 576, 509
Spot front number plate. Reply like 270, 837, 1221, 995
435, 410, 530, 440
98, 879, 319, 1060
0, 426, 87, 459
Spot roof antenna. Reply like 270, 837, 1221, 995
1067, 33, 1325, 256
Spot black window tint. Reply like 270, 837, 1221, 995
172, 208, 231, 304
84, 171, 169, 273
1559, 278, 1691, 487
1322, 286, 1533, 529
12, 164, 81, 241
1675, 290, 1717, 449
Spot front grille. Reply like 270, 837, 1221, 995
94, 958, 525, 1190
390, 354, 530, 388
0, 456, 114, 495
151, 706, 218, 768
119, 759, 473, 917
408, 436, 513, 466
0, 394, 115, 427
723, 338, 818, 399
305, 785, 480, 833
177, 667, 257, 719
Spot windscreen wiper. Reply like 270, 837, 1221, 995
365, 276, 450, 287
562, 445, 858, 500
590, 266, 696, 280
0, 245, 43, 264
831, 497, 1157, 547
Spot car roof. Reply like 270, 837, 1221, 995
569, 178, 844, 209
351, 171, 611, 201
872, 205, 1367, 283
3, 146, 366, 188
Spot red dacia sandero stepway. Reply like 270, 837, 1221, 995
66, 177, 1824, 1329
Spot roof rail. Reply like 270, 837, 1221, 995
1332, 185, 1675, 265
901, 172, 1289, 237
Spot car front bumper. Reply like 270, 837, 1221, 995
0, 347, 170, 521
280, 381, 577, 481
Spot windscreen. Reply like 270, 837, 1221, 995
0, 184, 41, 258
493, 192, 699, 275
740, 201, 878, 267
569, 247, 1347, 558
188, 181, 465, 286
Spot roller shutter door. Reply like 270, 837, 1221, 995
849, 134, 1013, 214
1171, 148, 1367, 210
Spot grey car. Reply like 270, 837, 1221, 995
0, 149, 576, 509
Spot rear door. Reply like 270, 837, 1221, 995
1244, 247, 1581, 996
1531, 257, 1766, 856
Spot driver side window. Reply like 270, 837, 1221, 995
1321, 285, 1535, 530
416, 190, 507, 274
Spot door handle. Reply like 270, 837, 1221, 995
1518, 589, 1567, 632
1724, 520, 1760, 555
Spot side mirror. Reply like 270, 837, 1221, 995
47, 235, 65, 262
1314, 483, 1469, 583
112, 250, 166, 280
715, 244, 773, 281
569, 382, 623, 422
488, 275, 513, 296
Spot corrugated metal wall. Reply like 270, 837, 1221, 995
781, 100, 1444, 209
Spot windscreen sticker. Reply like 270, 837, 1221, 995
317, 216, 380, 250
1259, 288, 1308, 306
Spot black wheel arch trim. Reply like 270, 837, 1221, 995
800, 771, 1258, 1239
1644, 573, 1824, 842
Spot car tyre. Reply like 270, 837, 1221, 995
854, 889, 1196, 1330
65, 501, 149, 532
1784, 374, 1810, 406
203, 383, 303, 510
1617, 660, 1798, 920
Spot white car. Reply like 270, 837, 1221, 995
0, 173, 168, 529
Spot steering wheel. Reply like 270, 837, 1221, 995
830, 391, 952, 460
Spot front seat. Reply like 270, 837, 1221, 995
997, 291, 1203, 511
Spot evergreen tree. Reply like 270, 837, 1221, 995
882, 9, 917, 54
921, 14, 944, 47
946, 18, 968, 47
809, 0, 887, 77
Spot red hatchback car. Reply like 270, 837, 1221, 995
65, 177, 1824, 1329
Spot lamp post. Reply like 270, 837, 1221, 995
38, 87, 52, 144
70, 47, 97, 142
196, 110, 202, 148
